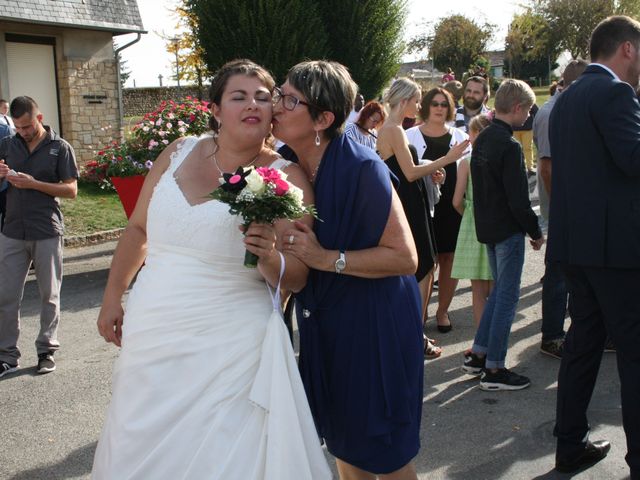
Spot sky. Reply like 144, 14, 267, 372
118, 0, 527, 88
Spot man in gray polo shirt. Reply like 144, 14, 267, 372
0, 96, 78, 377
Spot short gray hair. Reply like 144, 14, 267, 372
286, 60, 358, 139
383, 77, 421, 110
494, 79, 535, 114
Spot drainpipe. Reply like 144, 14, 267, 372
115, 33, 142, 138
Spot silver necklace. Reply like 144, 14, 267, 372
309, 162, 321, 183
212, 148, 260, 175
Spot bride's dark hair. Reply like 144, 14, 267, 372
208, 59, 276, 134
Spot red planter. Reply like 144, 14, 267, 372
110, 175, 146, 219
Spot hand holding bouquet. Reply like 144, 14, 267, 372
210, 166, 318, 267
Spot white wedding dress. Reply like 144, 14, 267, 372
92, 136, 332, 480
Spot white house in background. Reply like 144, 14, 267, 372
485, 50, 506, 79
0, 0, 146, 163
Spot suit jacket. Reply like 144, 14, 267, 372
548, 64, 640, 268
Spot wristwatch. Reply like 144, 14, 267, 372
334, 250, 346, 274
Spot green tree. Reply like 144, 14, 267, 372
505, 9, 561, 82
536, 0, 611, 58
319, 0, 407, 99
534, 0, 640, 59
115, 50, 131, 88
616, 0, 640, 17
408, 15, 494, 80
184, 0, 328, 82
162, 7, 209, 97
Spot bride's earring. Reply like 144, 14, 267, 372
314, 130, 321, 147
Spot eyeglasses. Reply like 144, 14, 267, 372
272, 87, 314, 111
430, 101, 449, 108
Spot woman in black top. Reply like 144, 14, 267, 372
410, 88, 470, 333
377, 79, 468, 356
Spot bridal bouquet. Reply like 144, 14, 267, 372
210, 166, 318, 267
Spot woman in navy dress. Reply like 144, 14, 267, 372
273, 60, 424, 479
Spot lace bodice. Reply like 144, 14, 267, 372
146, 136, 245, 258
146, 136, 293, 261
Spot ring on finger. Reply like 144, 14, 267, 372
289, 234, 294, 245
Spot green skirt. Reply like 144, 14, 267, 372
451, 199, 493, 281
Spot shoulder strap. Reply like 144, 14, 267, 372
168, 136, 199, 174
269, 156, 293, 171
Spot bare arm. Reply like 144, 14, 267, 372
452, 157, 469, 215
378, 126, 468, 182
97, 139, 180, 346
284, 187, 418, 279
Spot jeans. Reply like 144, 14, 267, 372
473, 233, 525, 369
541, 260, 568, 341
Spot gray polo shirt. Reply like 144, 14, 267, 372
0, 126, 78, 240
533, 94, 558, 221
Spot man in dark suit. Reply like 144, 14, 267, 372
549, 16, 640, 478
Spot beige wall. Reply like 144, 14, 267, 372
0, 21, 123, 164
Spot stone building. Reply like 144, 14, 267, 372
0, 1, 145, 163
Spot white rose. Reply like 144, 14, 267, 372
245, 169, 265, 194
289, 185, 304, 203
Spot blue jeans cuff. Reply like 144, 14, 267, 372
485, 359, 506, 369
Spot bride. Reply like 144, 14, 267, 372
93, 59, 331, 480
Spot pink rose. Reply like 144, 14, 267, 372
256, 167, 281, 183
274, 178, 289, 196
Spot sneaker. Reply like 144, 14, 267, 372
480, 368, 531, 391
0, 361, 19, 378
462, 352, 485, 375
540, 338, 564, 359
37, 352, 56, 374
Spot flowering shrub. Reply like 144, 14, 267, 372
82, 96, 210, 187
129, 96, 210, 161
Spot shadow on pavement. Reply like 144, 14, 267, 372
7, 442, 96, 480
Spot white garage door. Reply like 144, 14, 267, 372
5, 40, 60, 133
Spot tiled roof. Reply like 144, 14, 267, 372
0, 0, 145, 34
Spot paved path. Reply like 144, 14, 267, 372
0, 239, 631, 479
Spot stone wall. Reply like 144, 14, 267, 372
123, 85, 208, 117
58, 58, 120, 164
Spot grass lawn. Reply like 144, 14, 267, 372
532, 85, 550, 108
61, 182, 127, 237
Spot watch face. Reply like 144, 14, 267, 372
336, 259, 346, 269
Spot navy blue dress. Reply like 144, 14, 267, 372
295, 135, 424, 474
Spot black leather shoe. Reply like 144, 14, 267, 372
555, 440, 611, 473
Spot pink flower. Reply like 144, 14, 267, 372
274, 179, 289, 196
256, 167, 282, 183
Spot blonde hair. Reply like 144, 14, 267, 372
494, 79, 536, 114
469, 113, 491, 134
383, 78, 421, 110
